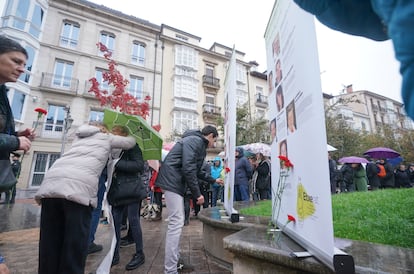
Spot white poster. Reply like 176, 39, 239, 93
223, 48, 237, 218
265, 0, 342, 270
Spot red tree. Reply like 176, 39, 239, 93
89, 42, 154, 122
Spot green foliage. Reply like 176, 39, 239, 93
324, 97, 414, 163
216, 103, 270, 146
240, 188, 414, 248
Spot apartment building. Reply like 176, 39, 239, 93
1, 0, 269, 194
324, 86, 413, 133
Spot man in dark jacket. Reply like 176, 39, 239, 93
234, 147, 253, 201
378, 159, 395, 188
365, 157, 380, 190
155, 126, 222, 273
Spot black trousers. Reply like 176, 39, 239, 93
38, 198, 92, 274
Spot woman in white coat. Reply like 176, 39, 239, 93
35, 124, 135, 274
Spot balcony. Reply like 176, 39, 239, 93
40, 73, 79, 94
202, 104, 221, 123
32, 121, 78, 141
255, 93, 268, 108
202, 75, 220, 90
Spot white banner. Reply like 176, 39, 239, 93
265, 0, 338, 270
223, 48, 237, 218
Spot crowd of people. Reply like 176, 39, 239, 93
328, 152, 414, 194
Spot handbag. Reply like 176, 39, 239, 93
0, 159, 17, 192
107, 175, 147, 207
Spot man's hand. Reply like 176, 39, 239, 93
216, 178, 224, 185
0, 263, 9, 274
18, 128, 36, 141
196, 195, 205, 205
18, 136, 31, 152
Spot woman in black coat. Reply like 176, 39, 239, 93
254, 153, 271, 200
108, 130, 146, 271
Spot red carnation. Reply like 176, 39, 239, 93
34, 107, 47, 116
287, 214, 296, 223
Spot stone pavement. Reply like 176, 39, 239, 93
0, 198, 231, 274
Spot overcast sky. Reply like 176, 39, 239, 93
89, 0, 403, 102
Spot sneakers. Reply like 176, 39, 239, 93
125, 253, 145, 270
120, 236, 134, 247
177, 259, 194, 272
87, 242, 103, 254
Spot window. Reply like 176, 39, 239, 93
18, 43, 35, 83
2, 0, 44, 39
205, 95, 215, 112
205, 64, 214, 78
173, 111, 198, 134
99, 32, 115, 54
129, 76, 144, 100
173, 77, 198, 99
89, 110, 104, 122
95, 68, 110, 91
174, 99, 197, 110
236, 64, 247, 83
175, 45, 197, 69
44, 105, 65, 138
53, 60, 74, 88
31, 152, 60, 187
131, 41, 145, 66
30, 4, 43, 38
236, 89, 248, 105
60, 21, 80, 48
10, 90, 26, 121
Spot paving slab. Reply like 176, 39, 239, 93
0, 199, 231, 274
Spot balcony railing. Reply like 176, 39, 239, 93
202, 104, 221, 115
255, 93, 268, 107
40, 73, 79, 94
202, 75, 220, 89
202, 104, 221, 124
32, 121, 78, 140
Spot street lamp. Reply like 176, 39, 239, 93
60, 106, 74, 156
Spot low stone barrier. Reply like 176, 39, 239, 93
198, 205, 414, 274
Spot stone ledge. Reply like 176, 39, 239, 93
199, 205, 414, 274
224, 226, 333, 274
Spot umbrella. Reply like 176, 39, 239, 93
338, 156, 369, 164
241, 142, 271, 157
327, 144, 337, 152
386, 156, 404, 167
103, 109, 163, 160
364, 147, 400, 159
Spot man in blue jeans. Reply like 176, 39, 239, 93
87, 167, 107, 254
155, 126, 223, 274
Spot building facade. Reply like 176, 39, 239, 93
1, 0, 269, 193
324, 86, 413, 133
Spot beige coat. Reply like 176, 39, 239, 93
35, 124, 135, 207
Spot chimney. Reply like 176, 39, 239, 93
346, 84, 353, 93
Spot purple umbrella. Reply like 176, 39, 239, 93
363, 147, 400, 159
338, 156, 369, 164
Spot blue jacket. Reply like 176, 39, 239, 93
294, 0, 414, 121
